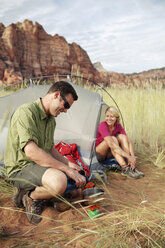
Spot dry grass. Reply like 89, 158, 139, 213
0, 80, 165, 247
102, 87, 165, 169
0, 175, 164, 247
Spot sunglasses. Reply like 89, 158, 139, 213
60, 94, 70, 109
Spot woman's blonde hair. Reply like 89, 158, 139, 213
105, 106, 120, 123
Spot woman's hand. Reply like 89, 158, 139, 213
127, 155, 136, 170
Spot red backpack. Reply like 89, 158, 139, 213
54, 142, 90, 177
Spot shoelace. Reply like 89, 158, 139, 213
33, 200, 43, 215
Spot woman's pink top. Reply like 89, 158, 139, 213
96, 121, 126, 147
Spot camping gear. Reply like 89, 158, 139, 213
0, 79, 108, 177
0, 161, 5, 176
72, 187, 105, 208
54, 142, 90, 177
83, 181, 95, 190
82, 188, 105, 206
88, 208, 100, 218
101, 157, 122, 171
82, 188, 104, 198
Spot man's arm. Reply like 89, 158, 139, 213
24, 141, 86, 186
50, 146, 81, 171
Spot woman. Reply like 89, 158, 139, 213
96, 106, 144, 179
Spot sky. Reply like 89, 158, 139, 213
0, 0, 165, 74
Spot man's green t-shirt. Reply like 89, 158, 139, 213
4, 98, 56, 177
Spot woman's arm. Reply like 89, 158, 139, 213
128, 139, 135, 156
128, 139, 136, 169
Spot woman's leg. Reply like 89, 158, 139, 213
96, 136, 139, 179
109, 136, 127, 168
96, 140, 110, 161
117, 134, 130, 154
117, 134, 136, 169
96, 136, 127, 168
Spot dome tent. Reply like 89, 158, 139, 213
0, 80, 108, 173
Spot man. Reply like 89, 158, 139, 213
4, 81, 87, 224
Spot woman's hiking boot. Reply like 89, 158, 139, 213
121, 166, 140, 179
133, 167, 144, 177
22, 192, 44, 224
13, 187, 27, 208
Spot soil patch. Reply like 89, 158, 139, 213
0, 165, 165, 247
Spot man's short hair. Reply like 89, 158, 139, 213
47, 81, 78, 101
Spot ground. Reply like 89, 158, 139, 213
0, 164, 165, 248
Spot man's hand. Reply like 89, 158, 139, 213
65, 167, 86, 187
68, 161, 81, 172
24, 141, 86, 187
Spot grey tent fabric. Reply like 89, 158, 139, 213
0, 82, 107, 168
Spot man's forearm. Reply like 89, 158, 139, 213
50, 147, 69, 166
24, 141, 69, 173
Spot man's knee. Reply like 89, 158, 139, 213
42, 168, 67, 195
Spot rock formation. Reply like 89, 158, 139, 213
94, 62, 165, 88
0, 19, 101, 86
0, 19, 165, 88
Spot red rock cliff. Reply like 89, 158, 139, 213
0, 19, 165, 87
0, 19, 101, 85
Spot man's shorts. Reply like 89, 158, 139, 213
10, 164, 88, 193
10, 163, 49, 191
